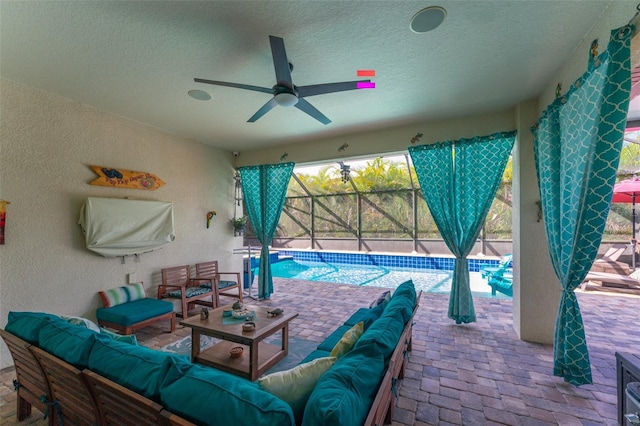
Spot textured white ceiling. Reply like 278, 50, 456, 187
0, 1, 635, 151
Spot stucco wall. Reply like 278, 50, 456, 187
0, 79, 242, 368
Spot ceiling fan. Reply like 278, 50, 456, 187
194, 35, 371, 125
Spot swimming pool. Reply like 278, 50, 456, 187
256, 250, 510, 299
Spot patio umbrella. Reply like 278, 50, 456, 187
611, 177, 640, 270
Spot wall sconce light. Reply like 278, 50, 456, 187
207, 210, 217, 229
234, 171, 242, 206
340, 163, 351, 183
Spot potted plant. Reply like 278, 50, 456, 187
230, 216, 248, 236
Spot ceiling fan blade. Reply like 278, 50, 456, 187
247, 98, 278, 122
294, 98, 331, 125
194, 78, 273, 94
269, 36, 293, 89
297, 80, 371, 97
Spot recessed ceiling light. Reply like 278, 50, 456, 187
410, 6, 446, 33
188, 89, 211, 101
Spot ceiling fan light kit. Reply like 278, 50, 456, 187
274, 92, 298, 107
194, 35, 370, 124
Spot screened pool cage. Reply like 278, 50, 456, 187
239, 152, 638, 258
241, 155, 515, 257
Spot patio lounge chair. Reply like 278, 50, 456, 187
481, 254, 513, 296
591, 243, 630, 275
583, 270, 640, 289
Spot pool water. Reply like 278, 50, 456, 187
264, 259, 509, 299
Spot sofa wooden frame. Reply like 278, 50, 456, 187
364, 292, 420, 426
1, 329, 195, 426
0, 329, 54, 425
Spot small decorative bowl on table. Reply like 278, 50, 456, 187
229, 346, 243, 358
232, 309, 253, 320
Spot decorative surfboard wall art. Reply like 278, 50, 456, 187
89, 165, 165, 191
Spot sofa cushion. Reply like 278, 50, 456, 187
258, 356, 337, 424
369, 290, 391, 308
354, 313, 405, 365
96, 298, 173, 326
99, 327, 138, 345
300, 349, 331, 365
381, 294, 414, 325
302, 345, 386, 426
344, 304, 385, 330
381, 280, 416, 324
343, 303, 384, 329
99, 282, 146, 308
38, 318, 99, 369
5, 311, 62, 344
390, 280, 417, 305
200, 280, 237, 289
88, 337, 190, 402
330, 322, 363, 358
316, 325, 352, 352
161, 364, 295, 426
60, 315, 101, 332
166, 286, 211, 298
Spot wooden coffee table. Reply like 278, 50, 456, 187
179, 304, 298, 381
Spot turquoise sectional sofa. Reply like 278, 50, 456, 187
2, 280, 419, 426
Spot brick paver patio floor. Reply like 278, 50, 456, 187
1, 277, 637, 425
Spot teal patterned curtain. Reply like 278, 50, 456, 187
532, 26, 631, 386
238, 162, 295, 299
409, 132, 515, 324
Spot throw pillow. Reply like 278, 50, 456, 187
99, 282, 146, 308
258, 356, 337, 423
330, 321, 363, 358
100, 327, 138, 345
369, 290, 391, 308
60, 315, 101, 333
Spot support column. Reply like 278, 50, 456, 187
512, 100, 559, 344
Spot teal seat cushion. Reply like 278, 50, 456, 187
316, 325, 353, 352
355, 313, 405, 365
38, 319, 99, 369
302, 346, 385, 426
99, 327, 138, 345
382, 295, 414, 325
344, 304, 385, 330
5, 312, 63, 344
219, 280, 238, 289
390, 280, 417, 306
199, 280, 237, 290
88, 337, 191, 402
343, 308, 370, 326
96, 298, 173, 326
300, 349, 331, 365
165, 287, 211, 298
161, 364, 295, 426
